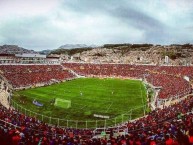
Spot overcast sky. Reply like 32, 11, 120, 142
0, 0, 193, 51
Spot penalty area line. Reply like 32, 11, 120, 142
105, 101, 113, 113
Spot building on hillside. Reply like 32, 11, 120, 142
15, 53, 46, 64
46, 55, 61, 64
0, 53, 60, 64
0, 54, 17, 63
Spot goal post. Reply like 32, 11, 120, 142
54, 98, 71, 109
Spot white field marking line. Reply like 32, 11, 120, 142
140, 83, 145, 105
105, 101, 113, 113
80, 105, 87, 110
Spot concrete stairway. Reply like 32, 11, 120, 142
0, 90, 10, 109
61, 65, 85, 78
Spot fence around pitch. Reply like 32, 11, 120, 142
10, 99, 148, 129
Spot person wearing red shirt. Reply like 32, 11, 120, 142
165, 135, 174, 145
12, 133, 21, 145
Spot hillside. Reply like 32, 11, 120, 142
53, 43, 193, 65
58, 44, 96, 49
0, 45, 37, 54
1, 43, 193, 65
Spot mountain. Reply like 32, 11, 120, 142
0, 45, 37, 54
39, 49, 52, 55
49, 44, 99, 55
58, 44, 97, 49
50, 43, 193, 65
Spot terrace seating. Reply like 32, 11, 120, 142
63, 63, 193, 100
0, 65, 75, 88
0, 63, 192, 144
0, 63, 191, 101
0, 95, 193, 144
145, 73, 191, 99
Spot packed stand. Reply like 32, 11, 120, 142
145, 73, 191, 99
63, 63, 149, 78
0, 65, 75, 88
63, 63, 192, 100
1, 95, 193, 144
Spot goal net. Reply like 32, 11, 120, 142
54, 98, 71, 109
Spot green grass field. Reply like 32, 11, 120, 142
12, 78, 147, 128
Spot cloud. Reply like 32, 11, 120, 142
0, 0, 193, 50
0, 0, 59, 19
0, 12, 144, 50
52, 0, 169, 44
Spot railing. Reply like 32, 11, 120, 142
10, 99, 148, 129
0, 118, 92, 139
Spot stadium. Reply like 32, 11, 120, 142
0, 55, 193, 144
1, 0, 193, 144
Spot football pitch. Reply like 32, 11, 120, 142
12, 78, 147, 128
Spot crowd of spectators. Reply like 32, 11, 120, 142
63, 63, 146, 78
145, 73, 191, 99
0, 64, 192, 100
150, 66, 193, 78
63, 63, 193, 78
0, 65, 75, 88
63, 63, 193, 100
1, 95, 193, 144
0, 63, 193, 144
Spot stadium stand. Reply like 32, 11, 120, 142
0, 95, 193, 144
0, 63, 193, 144
145, 73, 191, 99
0, 65, 75, 88
63, 63, 192, 101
